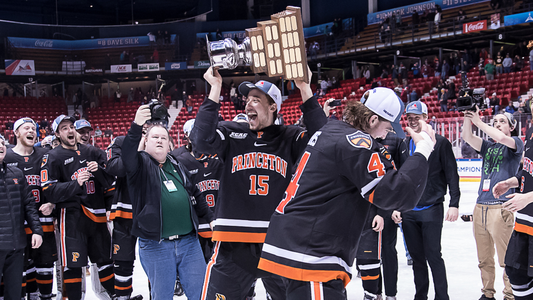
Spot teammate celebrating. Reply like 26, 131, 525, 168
75, 120, 93, 145
4, 117, 56, 300
257, 88, 435, 299
192, 66, 327, 300
41, 115, 115, 300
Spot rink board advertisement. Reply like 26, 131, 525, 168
110, 64, 132, 73
5, 59, 35, 75
457, 158, 482, 181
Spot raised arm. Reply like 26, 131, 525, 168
464, 107, 517, 150
462, 110, 483, 152
122, 105, 151, 175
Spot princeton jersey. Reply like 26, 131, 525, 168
41, 143, 112, 223
199, 120, 310, 243
516, 126, 533, 235
258, 119, 428, 286
4, 146, 53, 233
175, 151, 222, 238
106, 136, 132, 220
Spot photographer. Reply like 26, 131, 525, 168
463, 108, 523, 300
121, 105, 214, 299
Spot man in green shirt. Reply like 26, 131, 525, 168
485, 59, 495, 81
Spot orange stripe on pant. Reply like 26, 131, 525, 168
361, 275, 380, 281
99, 274, 114, 282
36, 279, 53, 284
201, 241, 220, 300
258, 258, 351, 287
115, 285, 132, 290
515, 223, 533, 236
212, 231, 266, 243
64, 278, 82, 283
313, 282, 322, 300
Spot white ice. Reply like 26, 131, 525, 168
79, 181, 503, 300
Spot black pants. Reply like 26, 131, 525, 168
505, 231, 533, 299
402, 203, 449, 300
381, 214, 399, 297
0, 248, 25, 300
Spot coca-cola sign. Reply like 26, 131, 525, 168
463, 20, 487, 33
34, 40, 54, 48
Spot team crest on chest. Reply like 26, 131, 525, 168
24, 157, 29, 163
204, 162, 209, 168
76, 150, 81, 156
346, 131, 373, 149
13, 178, 18, 184
257, 131, 264, 139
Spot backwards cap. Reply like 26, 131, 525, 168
14, 117, 36, 131
183, 119, 195, 137
361, 87, 405, 138
52, 115, 76, 133
238, 81, 283, 112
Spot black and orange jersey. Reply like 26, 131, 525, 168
191, 97, 327, 243
515, 126, 533, 235
174, 151, 222, 238
5, 146, 53, 233
258, 119, 428, 287
41, 143, 112, 223
106, 136, 132, 220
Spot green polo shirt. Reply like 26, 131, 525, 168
159, 159, 193, 239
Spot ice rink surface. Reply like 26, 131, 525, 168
81, 180, 508, 300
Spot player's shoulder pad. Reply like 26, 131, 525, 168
346, 130, 373, 150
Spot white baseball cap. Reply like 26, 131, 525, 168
238, 80, 283, 112
361, 87, 405, 138
14, 117, 36, 131
183, 119, 195, 137
52, 115, 76, 132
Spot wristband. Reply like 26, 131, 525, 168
414, 139, 433, 160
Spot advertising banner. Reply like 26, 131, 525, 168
504, 11, 533, 27
5, 59, 35, 75
165, 62, 187, 70
463, 20, 487, 33
138, 63, 160, 72
367, 0, 489, 25
110, 64, 132, 73
85, 68, 104, 74
456, 158, 482, 181
194, 60, 211, 69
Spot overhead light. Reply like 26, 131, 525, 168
90, 4, 93, 7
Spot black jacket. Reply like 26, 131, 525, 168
122, 122, 214, 241
0, 162, 42, 250
405, 134, 460, 208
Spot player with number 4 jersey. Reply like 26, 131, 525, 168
258, 88, 436, 299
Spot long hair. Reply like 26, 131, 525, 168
342, 100, 386, 131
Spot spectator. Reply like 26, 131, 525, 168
391, 13, 397, 32
152, 48, 159, 63
505, 103, 516, 114
480, 48, 489, 62
462, 110, 522, 300
94, 126, 102, 137
462, 60, 469, 72
503, 53, 513, 73
114, 89, 122, 103
156, 30, 163, 46
308, 41, 319, 59
490, 93, 501, 115
412, 10, 420, 29
529, 45, 533, 71
147, 32, 156, 47
457, 9, 466, 22
435, 58, 442, 77
40, 118, 48, 130
363, 67, 371, 84
380, 67, 389, 79
120, 51, 126, 62
434, 9, 442, 32
399, 63, 408, 83
127, 87, 134, 103
422, 59, 431, 78
164, 30, 171, 44
479, 58, 485, 76
452, 52, 460, 75
412, 62, 421, 78
514, 54, 524, 71
320, 78, 329, 95
410, 86, 418, 102
442, 59, 450, 80
494, 52, 503, 75
186, 95, 193, 114
392, 65, 399, 85
485, 59, 495, 81
73, 110, 81, 120
104, 126, 113, 137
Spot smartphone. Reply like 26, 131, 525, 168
329, 99, 342, 107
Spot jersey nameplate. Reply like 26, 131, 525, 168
346, 131, 373, 149
229, 132, 248, 139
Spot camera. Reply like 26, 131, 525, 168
456, 71, 486, 112
328, 99, 342, 107
148, 99, 170, 126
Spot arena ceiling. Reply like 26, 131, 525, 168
0, 0, 203, 25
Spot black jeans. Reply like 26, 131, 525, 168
402, 203, 449, 300
381, 214, 399, 297
0, 248, 25, 300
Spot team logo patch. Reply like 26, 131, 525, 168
13, 178, 18, 184
215, 293, 226, 300
229, 132, 248, 139
204, 162, 208, 168
257, 131, 264, 139
380, 147, 392, 161
72, 252, 80, 262
346, 131, 373, 149
76, 151, 81, 156
24, 157, 29, 163
64, 157, 74, 165
41, 154, 48, 167
113, 244, 120, 255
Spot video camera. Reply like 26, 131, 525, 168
148, 99, 170, 127
456, 71, 486, 112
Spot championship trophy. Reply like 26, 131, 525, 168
206, 6, 309, 83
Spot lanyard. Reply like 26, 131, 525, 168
409, 138, 416, 156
